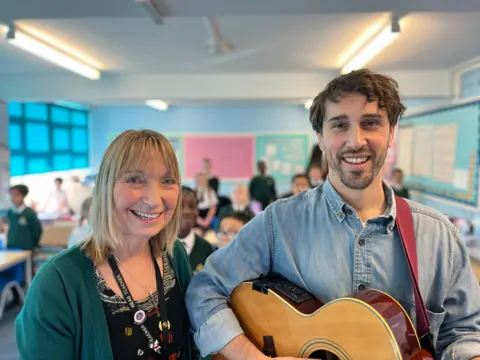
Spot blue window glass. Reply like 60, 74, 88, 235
72, 111, 87, 126
10, 156, 25, 176
52, 106, 70, 124
9, 123, 22, 150
27, 158, 50, 174
26, 123, 49, 152
25, 103, 48, 121
8, 102, 22, 118
53, 154, 71, 171
73, 156, 88, 169
53, 128, 70, 151
72, 128, 88, 152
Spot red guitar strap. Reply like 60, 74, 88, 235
394, 196, 430, 337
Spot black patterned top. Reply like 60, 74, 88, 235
95, 252, 188, 359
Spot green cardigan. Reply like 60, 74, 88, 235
15, 240, 202, 360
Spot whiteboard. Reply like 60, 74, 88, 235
432, 124, 458, 184
396, 127, 413, 176
413, 125, 434, 177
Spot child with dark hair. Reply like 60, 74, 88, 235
6, 184, 42, 251
179, 186, 214, 273
216, 212, 253, 248
280, 173, 312, 199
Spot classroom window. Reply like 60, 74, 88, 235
25, 103, 48, 121
9, 123, 22, 151
26, 123, 50, 152
8, 102, 89, 176
27, 157, 51, 174
8, 102, 23, 118
53, 128, 70, 151
53, 154, 72, 171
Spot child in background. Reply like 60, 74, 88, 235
216, 212, 253, 249
178, 186, 214, 273
6, 185, 42, 251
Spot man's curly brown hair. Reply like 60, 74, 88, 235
309, 69, 406, 134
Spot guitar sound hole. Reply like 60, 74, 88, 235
309, 350, 339, 360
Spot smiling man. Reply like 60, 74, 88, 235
185, 69, 480, 360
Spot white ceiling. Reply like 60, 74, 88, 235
1, 11, 479, 75
0, 0, 479, 103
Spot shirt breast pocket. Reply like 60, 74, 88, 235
397, 297, 446, 346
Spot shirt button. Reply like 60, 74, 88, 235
358, 238, 365, 246
358, 284, 366, 291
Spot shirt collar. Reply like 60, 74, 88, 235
323, 178, 396, 232
179, 230, 195, 255
13, 205, 27, 214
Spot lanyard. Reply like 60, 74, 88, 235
108, 245, 170, 359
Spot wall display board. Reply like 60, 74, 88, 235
397, 101, 480, 206
184, 135, 255, 180
256, 133, 310, 182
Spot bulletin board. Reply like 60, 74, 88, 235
184, 135, 255, 180
256, 133, 310, 182
397, 101, 480, 206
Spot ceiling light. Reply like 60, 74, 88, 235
340, 18, 401, 75
5, 26, 100, 80
145, 100, 169, 111
304, 99, 314, 110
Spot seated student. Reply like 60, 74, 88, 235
217, 184, 255, 229
216, 212, 253, 249
280, 173, 312, 199
6, 184, 42, 251
179, 186, 214, 273
195, 172, 218, 234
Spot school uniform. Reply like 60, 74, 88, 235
180, 231, 214, 274
7, 205, 42, 250
248, 175, 277, 210
392, 185, 410, 199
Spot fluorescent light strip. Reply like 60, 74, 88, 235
341, 23, 400, 75
304, 99, 313, 110
336, 21, 384, 68
7, 28, 100, 80
145, 100, 169, 111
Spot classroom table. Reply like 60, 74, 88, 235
0, 250, 32, 320
0, 250, 32, 288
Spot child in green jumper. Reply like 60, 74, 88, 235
6, 184, 43, 251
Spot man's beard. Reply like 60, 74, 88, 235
326, 145, 388, 190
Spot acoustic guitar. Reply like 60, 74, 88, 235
212, 276, 434, 360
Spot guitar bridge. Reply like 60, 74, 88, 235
252, 277, 313, 304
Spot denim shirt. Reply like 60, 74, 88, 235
185, 179, 480, 359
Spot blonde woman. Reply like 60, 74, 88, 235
16, 130, 199, 360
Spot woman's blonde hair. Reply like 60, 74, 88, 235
82, 129, 182, 265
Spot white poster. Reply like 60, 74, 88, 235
413, 125, 434, 177
432, 124, 458, 184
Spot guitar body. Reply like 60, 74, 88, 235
212, 277, 434, 360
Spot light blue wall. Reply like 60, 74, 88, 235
90, 98, 479, 222
90, 104, 316, 195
